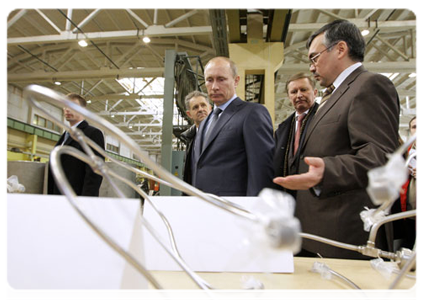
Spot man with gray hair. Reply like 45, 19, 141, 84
273, 72, 319, 197
180, 90, 212, 185
273, 19, 399, 259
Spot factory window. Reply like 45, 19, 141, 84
33, 114, 61, 132
106, 143, 119, 154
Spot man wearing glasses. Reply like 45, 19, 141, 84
273, 20, 399, 259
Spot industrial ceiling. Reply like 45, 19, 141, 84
7, 9, 416, 154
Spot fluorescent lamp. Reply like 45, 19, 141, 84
78, 40, 88, 47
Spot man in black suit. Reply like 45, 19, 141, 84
180, 91, 211, 184
47, 93, 105, 196
273, 72, 319, 197
192, 56, 274, 196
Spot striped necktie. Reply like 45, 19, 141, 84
317, 84, 335, 112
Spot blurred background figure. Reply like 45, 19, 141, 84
392, 116, 416, 251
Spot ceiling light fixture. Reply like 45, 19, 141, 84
78, 40, 88, 47
361, 29, 370, 36
142, 36, 151, 43
54, 81, 61, 86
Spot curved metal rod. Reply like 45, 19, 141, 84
96, 161, 213, 289
405, 151, 417, 168
312, 261, 361, 289
299, 233, 360, 253
51, 145, 211, 290
23, 84, 258, 223
25, 84, 416, 289
328, 269, 361, 290
50, 146, 162, 289
394, 134, 416, 157
26, 86, 264, 296
368, 210, 416, 245
389, 251, 416, 289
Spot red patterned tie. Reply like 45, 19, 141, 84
294, 113, 305, 155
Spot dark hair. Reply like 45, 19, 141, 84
409, 116, 416, 129
285, 72, 316, 93
306, 19, 365, 62
184, 90, 208, 110
66, 93, 87, 107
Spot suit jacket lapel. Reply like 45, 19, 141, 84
201, 98, 243, 153
63, 120, 88, 146
303, 66, 365, 147
194, 115, 209, 159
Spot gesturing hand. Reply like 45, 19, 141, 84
273, 157, 325, 190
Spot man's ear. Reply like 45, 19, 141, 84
234, 75, 240, 88
337, 41, 348, 59
186, 111, 192, 118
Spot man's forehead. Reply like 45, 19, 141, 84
191, 96, 207, 104
288, 78, 311, 88
308, 34, 325, 52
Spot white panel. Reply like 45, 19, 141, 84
142, 196, 294, 273
7, 194, 147, 289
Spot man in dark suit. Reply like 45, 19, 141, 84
273, 72, 319, 197
48, 93, 105, 197
192, 56, 274, 196
274, 20, 399, 259
180, 91, 211, 184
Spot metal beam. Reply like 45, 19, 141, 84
72, 9, 102, 33
116, 123, 162, 127
375, 35, 410, 60
88, 93, 164, 101
288, 20, 415, 32
8, 26, 213, 46
161, 49, 176, 196
98, 111, 158, 116
165, 9, 198, 28
35, 9, 62, 34
8, 67, 164, 83
277, 60, 416, 74
125, 9, 149, 28
209, 9, 229, 57
226, 9, 241, 43
267, 9, 291, 42
7, 9, 27, 29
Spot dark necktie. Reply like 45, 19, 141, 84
294, 113, 305, 155
202, 108, 222, 147
317, 84, 335, 112
62, 131, 70, 145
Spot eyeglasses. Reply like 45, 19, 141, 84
309, 43, 338, 65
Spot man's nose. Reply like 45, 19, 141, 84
211, 81, 219, 90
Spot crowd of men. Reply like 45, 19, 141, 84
51, 19, 414, 259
